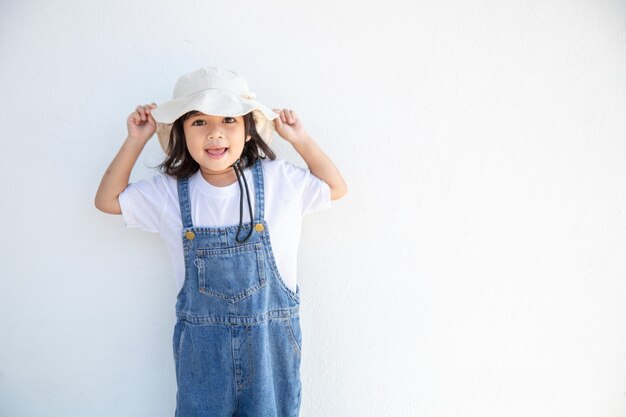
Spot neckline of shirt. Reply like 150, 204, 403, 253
190, 167, 254, 197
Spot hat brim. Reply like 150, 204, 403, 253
151, 89, 278, 153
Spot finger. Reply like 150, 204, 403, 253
273, 116, 284, 128
142, 104, 152, 118
139, 104, 152, 119
136, 106, 147, 121
130, 111, 141, 124
277, 109, 286, 124
283, 108, 293, 124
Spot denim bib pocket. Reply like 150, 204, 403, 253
195, 242, 267, 303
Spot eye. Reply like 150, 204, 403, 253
224, 117, 236, 123
191, 119, 206, 126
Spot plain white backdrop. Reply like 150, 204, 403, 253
1, 1, 625, 416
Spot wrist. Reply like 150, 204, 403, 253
125, 135, 150, 148
290, 132, 312, 148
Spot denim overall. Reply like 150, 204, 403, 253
172, 158, 303, 417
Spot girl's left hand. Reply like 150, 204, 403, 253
273, 108, 307, 144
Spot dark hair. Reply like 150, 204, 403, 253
158, 111, 276, 178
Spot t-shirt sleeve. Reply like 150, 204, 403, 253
281, 159, 332, 216
118, 173, 170, 233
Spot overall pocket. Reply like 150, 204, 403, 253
195, 242, 267, 303
287, 315, 302, 355
172, 321, 186, 380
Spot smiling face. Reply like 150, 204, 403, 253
183, 112, 251, 184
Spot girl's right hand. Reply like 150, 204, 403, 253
127, 103, 157, 143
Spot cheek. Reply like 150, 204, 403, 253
229, 126, 247, 148
184, 136, 205, 156
231, 125, 246, 138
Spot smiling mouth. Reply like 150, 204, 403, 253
206, 147, 228, 158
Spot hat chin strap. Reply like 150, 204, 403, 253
231, 158, 254, 243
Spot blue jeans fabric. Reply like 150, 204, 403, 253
173, 159, 302, 417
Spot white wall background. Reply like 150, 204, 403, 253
1, 1, 625, 416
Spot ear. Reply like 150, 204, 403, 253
245, 134, 252, 142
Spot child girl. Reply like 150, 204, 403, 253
95, 66, 347, 417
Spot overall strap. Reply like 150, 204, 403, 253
176, 177, 194, 229
252, 158, 265, 222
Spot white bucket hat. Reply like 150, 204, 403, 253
151, 66, 278, 152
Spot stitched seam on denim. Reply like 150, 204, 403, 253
176, 307, 299, 325
230, 326, 239, 415
177, 178, 193, 229
287, 318, 302, 354
254, 158, 265, 221
246, 325, 255, 385
176, 323, 185, 359
198, 282, 266, 303
180, 233, 191, 298
179, 225, 255, 233
197, 244, 266, 302
196, 242, 261, 256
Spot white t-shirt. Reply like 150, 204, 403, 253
118, 157, 332, 294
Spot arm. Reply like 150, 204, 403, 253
273, 108, 348, 200
94, 103, 157, 214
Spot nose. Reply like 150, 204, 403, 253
205, 121, 224, 139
